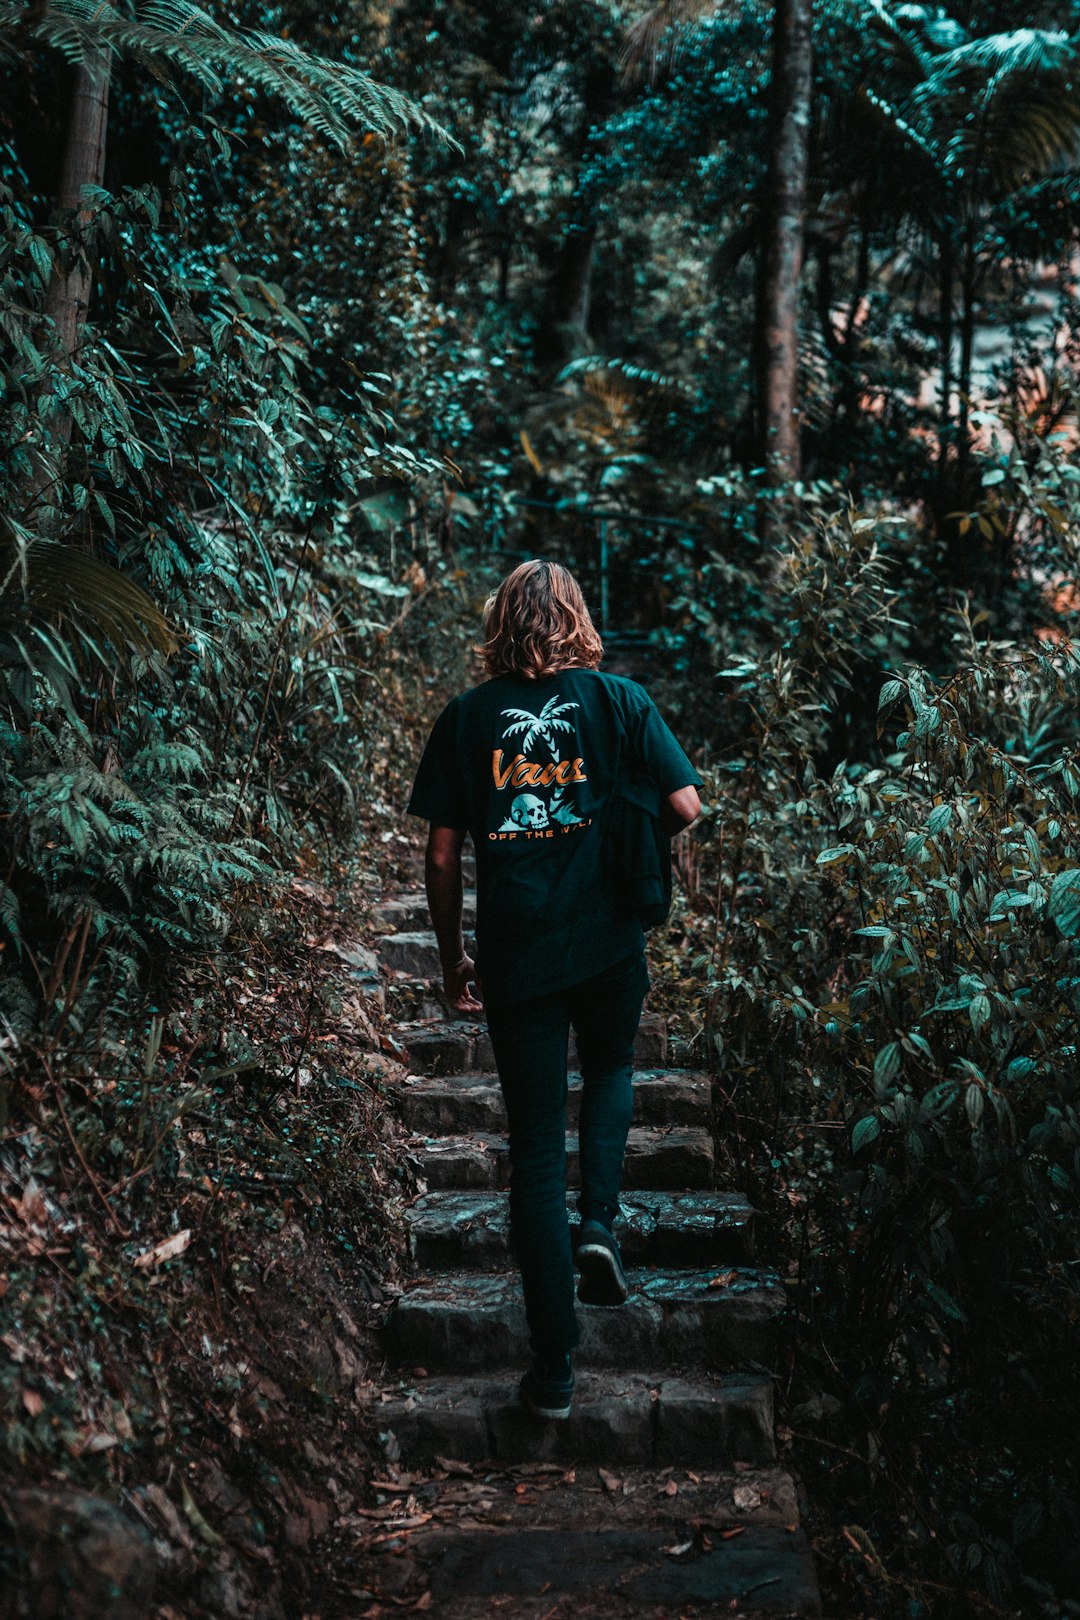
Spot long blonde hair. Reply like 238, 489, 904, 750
481, 559, 603, 679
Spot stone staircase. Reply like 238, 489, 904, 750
366, 874, 820, 1617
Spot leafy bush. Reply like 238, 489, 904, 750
665, 503, 1080, 1609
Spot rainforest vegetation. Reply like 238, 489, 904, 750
2, 0, 1080, 1614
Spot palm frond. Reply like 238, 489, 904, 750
930, 27, 1074, 84
0, 537, 178, 661
0, 0, 452, 148
921, 31, 1080, 191
860, 87, 945, 177
620, 0, 687, 87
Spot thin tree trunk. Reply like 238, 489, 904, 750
937, 228, 954, 492
46, 52, 112, 359
757, 0, 813, 497
957, 223, 976, 487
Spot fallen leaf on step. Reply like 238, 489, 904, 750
659, 1479, 679, 1497
598, 1468, 622, 1494
720, 1525, 747, 1539
661, 1540, 694, 1558
19, 1179, 46, 1226
180, 1480, 223, 1548
707, 1270, 738, 1289
133, 1229, 192, 1269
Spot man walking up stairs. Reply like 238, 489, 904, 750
363, 560, 820, 1614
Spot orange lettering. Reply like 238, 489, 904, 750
511, 760, 543, 787
492, 749, 520, 790
570, 758, 587, 782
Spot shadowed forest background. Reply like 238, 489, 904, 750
2, 0, 1080, 1614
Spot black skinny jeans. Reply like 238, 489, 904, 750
484, 951, 649, 1359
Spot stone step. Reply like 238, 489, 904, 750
407, 1126, 715, 1192
386, 979, 449, 1022
378, 930, 474, 979
376, 1369, 775, 1467
375, 892, 477, 932
401, 1011, 667, 1078
396, 1067, 711, 1135
406, 1189, 756, 1271
388, 1267, 785, 1372
367, 1522, 820, 1616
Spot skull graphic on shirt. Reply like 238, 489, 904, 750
501, 793, 548, 831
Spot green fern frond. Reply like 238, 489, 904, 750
0, 0, 452, 148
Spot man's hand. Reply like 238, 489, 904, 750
443, 952, 483, 1014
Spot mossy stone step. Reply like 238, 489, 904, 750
374, 892, 476, 932
408, 1126, 715, 1192
378, 1522, 820, 1617
407, 1189, 755, 1270
396, 1067, 710, 1135
375, 1369, 775, 1468
388, 1267, 785, 1373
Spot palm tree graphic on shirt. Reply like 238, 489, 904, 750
498, 694, 585, 830
500, 695, 579, 760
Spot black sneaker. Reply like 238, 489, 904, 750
576, 1219, 629, 1306
519, 1354, 574, 1420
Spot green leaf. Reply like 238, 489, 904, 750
927, 803, 953, 836
873, 1041, 901, 1088
28, 235, 53, 286
817, 845, 856, 866
969, 994, 991, 1033
852, 1115, 881, 1153
1047, 869, 1080, 935
878, 678, 905, 710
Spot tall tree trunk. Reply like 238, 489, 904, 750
46, 52, 112, 359
535, 222, 597, 366
757, 0, 813, 496
535, 65, 611, 370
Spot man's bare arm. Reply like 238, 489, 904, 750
662, 784, 701, 839
425, 824, 482, 1013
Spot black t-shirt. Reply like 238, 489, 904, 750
407, 668, 702, 1001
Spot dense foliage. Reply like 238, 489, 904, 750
2, 0, 1080, 1613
